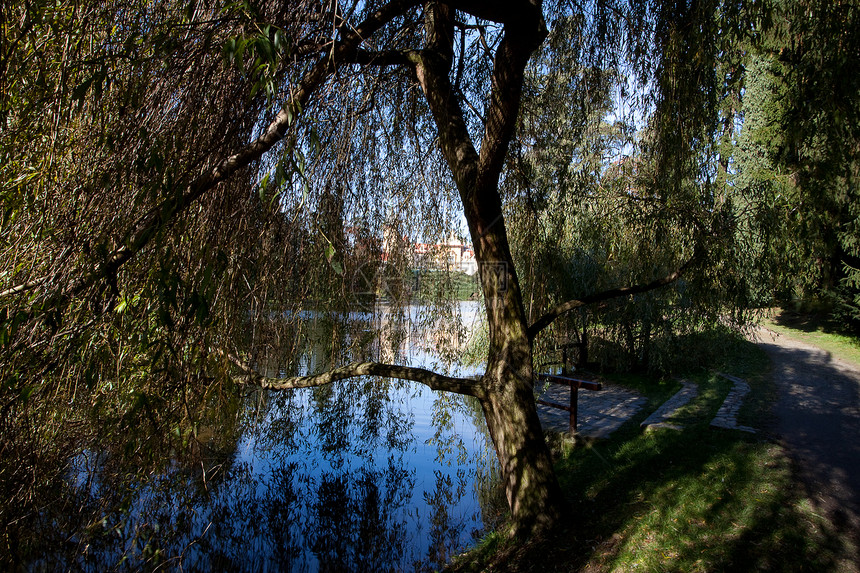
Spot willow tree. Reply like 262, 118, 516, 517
504, 4, 762, 374
1, 0, 734, 536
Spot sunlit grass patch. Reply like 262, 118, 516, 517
446, 332, 850, 572
568, 344, 845, 571
764, 310, 860, 366
598, 441, 841, 572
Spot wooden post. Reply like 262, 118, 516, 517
536, 374, 602, 435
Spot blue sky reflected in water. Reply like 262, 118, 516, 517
61, 302, 499, 572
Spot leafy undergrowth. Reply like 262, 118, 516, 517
446, 336, 854, 572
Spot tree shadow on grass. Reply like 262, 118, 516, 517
581, 424, 842, 567
771, 308, 848, 336
447, 417, 848, 572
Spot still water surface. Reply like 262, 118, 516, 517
61, 302, 498, 572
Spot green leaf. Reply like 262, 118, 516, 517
19, 385, 35, 404
324, 242, 343, 276
222, 37, 237, 64
310, 128, 320, 155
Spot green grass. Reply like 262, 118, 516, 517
446, 334, 854, 572
764, 308, 860, 366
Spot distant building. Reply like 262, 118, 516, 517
382, 226, 477, 274
414, 233, 477, 275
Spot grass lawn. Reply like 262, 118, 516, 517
763, 308, 860, 366
446, 332, 854, 572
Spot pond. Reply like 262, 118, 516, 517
38, 302, 500, 572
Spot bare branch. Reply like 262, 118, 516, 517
349, 48, 418, 66
0, 277, 47, 299
527, 255, 699, 340
290, 40, 331, 59
457, 88, 486, 123
223, 350, 483, 398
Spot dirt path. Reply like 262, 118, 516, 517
754, 327, 860, 547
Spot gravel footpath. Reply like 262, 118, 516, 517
754, 327, 860, 554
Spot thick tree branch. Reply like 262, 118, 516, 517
412, 4, 479, 192
527, 255, 699, 340
223, 350, 483, 398
446, 0, 542, 25
476, 17, 546, 188
349, 48, 418, 66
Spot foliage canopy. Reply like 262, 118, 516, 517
1, 0, 857, 564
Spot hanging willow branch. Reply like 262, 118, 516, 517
0, 0, 423, 306
527, 252, 700, 340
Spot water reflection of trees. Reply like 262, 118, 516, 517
2, 304, 498, 571
174, 455, 418, 573
6, 382, 491, 571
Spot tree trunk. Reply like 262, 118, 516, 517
469, 209, 566, 533
465, 181, 565, 534
479, 344, 565, 535
415, 1, 564, 535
